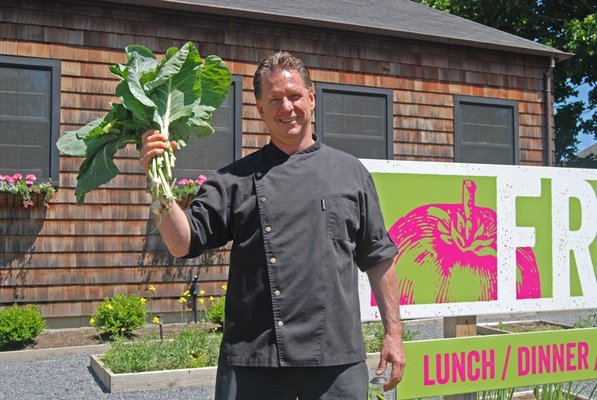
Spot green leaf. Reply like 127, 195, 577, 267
147, 43, 203, 135
125, 45, 155, 61
56, 117, 103, 156
116, 81, 154, 127
198, 55, 232, 109
126, 52, 158, 109
75, 132, 138, 203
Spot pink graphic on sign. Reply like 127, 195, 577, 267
373, 179, 541, 306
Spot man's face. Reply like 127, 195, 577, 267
256, 69, 315, 152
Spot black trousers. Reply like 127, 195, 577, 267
214, 360, 368, 400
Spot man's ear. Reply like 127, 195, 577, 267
309, 91, 315, 112
256, 100, 264, 117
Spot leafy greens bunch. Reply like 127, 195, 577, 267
57, 42, 231, 212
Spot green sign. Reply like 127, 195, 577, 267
396, 328, 597, 399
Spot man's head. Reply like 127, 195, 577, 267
253, 51, 313, 101
253, 51, 315, 154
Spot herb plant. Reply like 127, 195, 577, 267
56, 42, 231, 212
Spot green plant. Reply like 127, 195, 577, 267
101, 327, 222, 373
534, 381, 597, 400
367, 384, 385, 400
90, 294, 148, 339
573, 312, 597, 328
362, 321, 419, 353
56, 42, 231, 208
0, 304, 47, 348
0, 173, 56, 208
171, 175, 206, 201
206, 294, 226, 327
478, 387, 515, 400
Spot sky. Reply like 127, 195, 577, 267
575, 84, 596, 152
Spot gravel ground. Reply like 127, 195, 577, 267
0, 309, 594, 400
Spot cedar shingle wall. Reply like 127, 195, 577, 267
0, 0, 551, 324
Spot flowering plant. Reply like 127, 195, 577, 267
171, 175, 207, 201
0, 173, 56, 208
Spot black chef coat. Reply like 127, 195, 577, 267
184, 135, 397, 367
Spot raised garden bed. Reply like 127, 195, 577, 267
91, 352, 384, 393
477, 320, 572, 335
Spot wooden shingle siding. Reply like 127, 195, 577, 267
0, 0, 553, 325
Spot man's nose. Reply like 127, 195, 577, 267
281, 97, 293, 111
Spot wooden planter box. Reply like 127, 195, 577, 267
90, 352, 384, 393
90, 354, 217, 393
477, 320, 573, 335
0, 192, 47, 208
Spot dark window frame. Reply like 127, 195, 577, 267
230, 74, 243, 162
0, 55, 61, 184
454, 95, 519, 165
315, 83, 393, 160
171, 74, 242, 178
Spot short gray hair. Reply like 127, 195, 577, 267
253, 51, 313, 100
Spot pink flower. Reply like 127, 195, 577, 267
0, 175, 6, 182
25, 174, 37, 185
178, 179, 190, 186
5, 176, 15, 184
196, 175, 207, 185
12, 173, 22, 180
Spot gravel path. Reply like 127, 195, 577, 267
0, 310, 594, 400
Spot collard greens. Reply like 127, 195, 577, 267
57, 42, 231, 205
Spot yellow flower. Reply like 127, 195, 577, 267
209, 296, 215, 302
178, 297, 187, 303
199, 289, 206, 295
89, 318, 95, 325
221, 284, 227, 292
183, 290, 191, 297
106, 304, 113, 310
147, 285, 156, 292
140, 297, 147, 304
152, 316, 160, 324
199, 298, 205, 304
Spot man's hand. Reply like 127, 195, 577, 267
376, 332, 406, 391
366, 256, 406, 391
139, 129, 177, 173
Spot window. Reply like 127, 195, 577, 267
172, 75, 242, 178
0, 56, 61, 182
315, 83, 392, 159
454, 96, 519, 165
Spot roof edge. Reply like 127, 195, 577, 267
107, 0, 574, 61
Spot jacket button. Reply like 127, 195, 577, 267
274, 290, 281, 296
264, 226, 272, 233
277, 321, 284, 327
270, 257, 277, 264
256, 172, 262, 178
260, 197, 267, 203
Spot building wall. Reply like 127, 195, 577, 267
0, 0, 551, 326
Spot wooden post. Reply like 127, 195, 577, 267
443, 315, 477, 400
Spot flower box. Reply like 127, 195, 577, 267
0, 173, 56, 208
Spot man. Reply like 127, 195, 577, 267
140, 51, 406, 399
